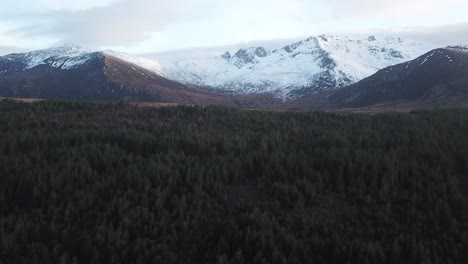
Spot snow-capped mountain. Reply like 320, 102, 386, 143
0, 44, 92, 76
0, 44, 163, 76
0, 45, 275, 106
155, 35, 435, 97
7, 44, 90, 69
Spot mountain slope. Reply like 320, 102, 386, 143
328, 47, 468, 108
0, 48, 118, 101
156, 36, 434, 97
0, 46, 276, 106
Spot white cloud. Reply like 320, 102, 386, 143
0, 0, 467, 52
0, 45, 27, 55
325, 0, 468, 17
13, 0, 118, 11
7, 0, 219, 47
4, 0, 317, 48
379, 23, 468, 46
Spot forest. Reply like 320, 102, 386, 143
0, 100, 467, 264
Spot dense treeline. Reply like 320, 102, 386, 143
0, 100, 467, 264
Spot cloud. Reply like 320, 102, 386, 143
0, 0, 467, 52
325, 0, 468, 17
380, 22, 468, 46
0, 46, 26, 55
3, 0, 314, 48
36, 0, 117, 11
0, 0, 118, 12
5, 0, 224, 47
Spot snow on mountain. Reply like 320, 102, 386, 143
103, 50, 163, 75
4, 44, 92, 70
0, 37, 436, 99
447, 45, 468, 53
0, 45, 164, 75
155, 35, 435, 97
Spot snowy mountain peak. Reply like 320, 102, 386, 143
51, 44, 88, 54
230, 47, 271, 68
221, 51, 231, 61
23, 44, 89, 58
158, 35, 436, 97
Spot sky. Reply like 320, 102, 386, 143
0, 0, 468, 55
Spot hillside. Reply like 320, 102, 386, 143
328, 47, 468, 108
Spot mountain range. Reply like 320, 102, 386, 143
156, 35, 433, 97
0, 36, 467, 109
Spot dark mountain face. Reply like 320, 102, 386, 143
221, 51, 232, 61
0, 52, 118, 101
230, 47, 271, 69
329, 48, 468, 108
0, 56, 28, 76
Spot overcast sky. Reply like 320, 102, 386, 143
0, 0, 468, 55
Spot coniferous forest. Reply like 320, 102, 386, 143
0, 100, 467, 264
